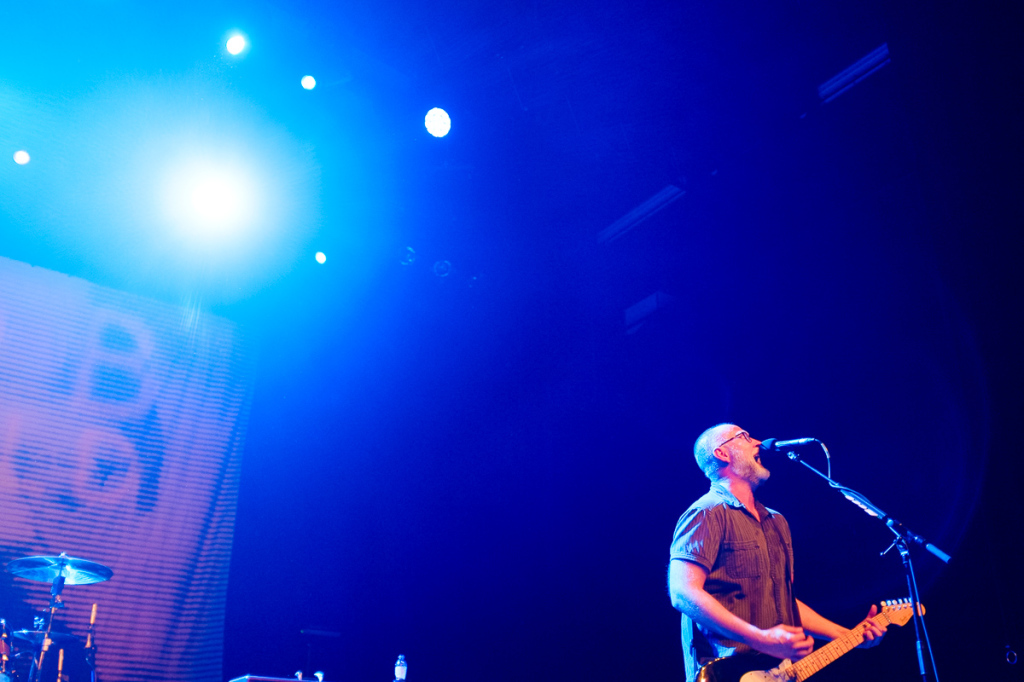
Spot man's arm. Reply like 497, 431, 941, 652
796, 600, 888, 648
795, 600, 846, 640
668, 559, 815, 661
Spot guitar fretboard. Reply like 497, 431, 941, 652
789, 613, 890, 681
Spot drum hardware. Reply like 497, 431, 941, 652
5, 553, 112, 682
10, 632, 76, 647
83, 604, 97, 682
5, 556, 112, 587
0, 619, 10, 676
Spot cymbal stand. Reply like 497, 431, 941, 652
28, 571, 66, 682
84, 603, 98, 682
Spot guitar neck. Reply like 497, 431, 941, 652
790, 614, 888, 681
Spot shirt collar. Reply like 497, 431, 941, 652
710, 480, 773, 517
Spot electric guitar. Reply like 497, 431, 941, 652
696, 599, 925, 682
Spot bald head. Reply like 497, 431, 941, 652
694, 423, 738, 481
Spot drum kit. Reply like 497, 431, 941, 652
1, 552, 112, 682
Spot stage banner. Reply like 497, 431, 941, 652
0, 256, 252, 681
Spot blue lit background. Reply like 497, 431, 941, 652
1, 0, 1020, 680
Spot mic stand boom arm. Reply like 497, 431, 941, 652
779, 446, 950, 682
783, 449, 950, 563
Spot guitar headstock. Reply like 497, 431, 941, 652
879, 598, 926, 626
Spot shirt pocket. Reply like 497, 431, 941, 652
722, 540, 761, 579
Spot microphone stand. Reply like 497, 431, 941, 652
779, 443, 950, 682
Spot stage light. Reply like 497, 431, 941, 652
424, 108, 451, 137
301, 75, 316, 90
161, 158, 258, 242
226, 35, 246, 55
13, 150, 30, 165
190, 172, 245, 223
315, 251, 326, 264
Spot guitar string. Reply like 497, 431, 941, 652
788, 610, 895, 681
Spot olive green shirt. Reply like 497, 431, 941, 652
670, 482, 800, 682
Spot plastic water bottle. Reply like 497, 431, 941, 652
394, 655, 407, 681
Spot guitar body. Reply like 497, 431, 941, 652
693, 599, 924, 682
696, 653, 792, 682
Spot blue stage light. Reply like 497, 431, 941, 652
161, 159, 257, 241
315, 251, 326, 264
301, 75, 316, 90
424, 108, 451, 137
226, 35, 246, 55
190, 172, 244, 223
13, 150, 30, 165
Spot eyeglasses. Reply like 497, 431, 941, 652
718, 430, 752, 448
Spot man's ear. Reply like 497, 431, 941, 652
712, 447, 730, 466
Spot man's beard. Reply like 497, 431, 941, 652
737, 453, 771, 489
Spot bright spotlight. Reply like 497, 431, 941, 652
161, 159, 258, 241
13, 150, 30, 165
190, 174, 245, 223
315, 251, 326, 264
301, 75, 316, 90
226, 35, 246, 55
424, 107, 451, 138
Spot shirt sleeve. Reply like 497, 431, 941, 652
669, 505, 721, 572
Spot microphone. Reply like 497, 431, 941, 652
760, 437, 819, 452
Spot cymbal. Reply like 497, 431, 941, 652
11, 630, 77, 645
6, 554, 112, 585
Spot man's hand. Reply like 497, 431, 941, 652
856, 604, 888, 648
754, 624, 815, 661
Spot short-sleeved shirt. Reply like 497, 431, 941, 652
670, 482, 800, 682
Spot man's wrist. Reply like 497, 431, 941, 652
747, 625, 770, 648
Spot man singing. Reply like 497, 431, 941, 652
668, 424, 886, 681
